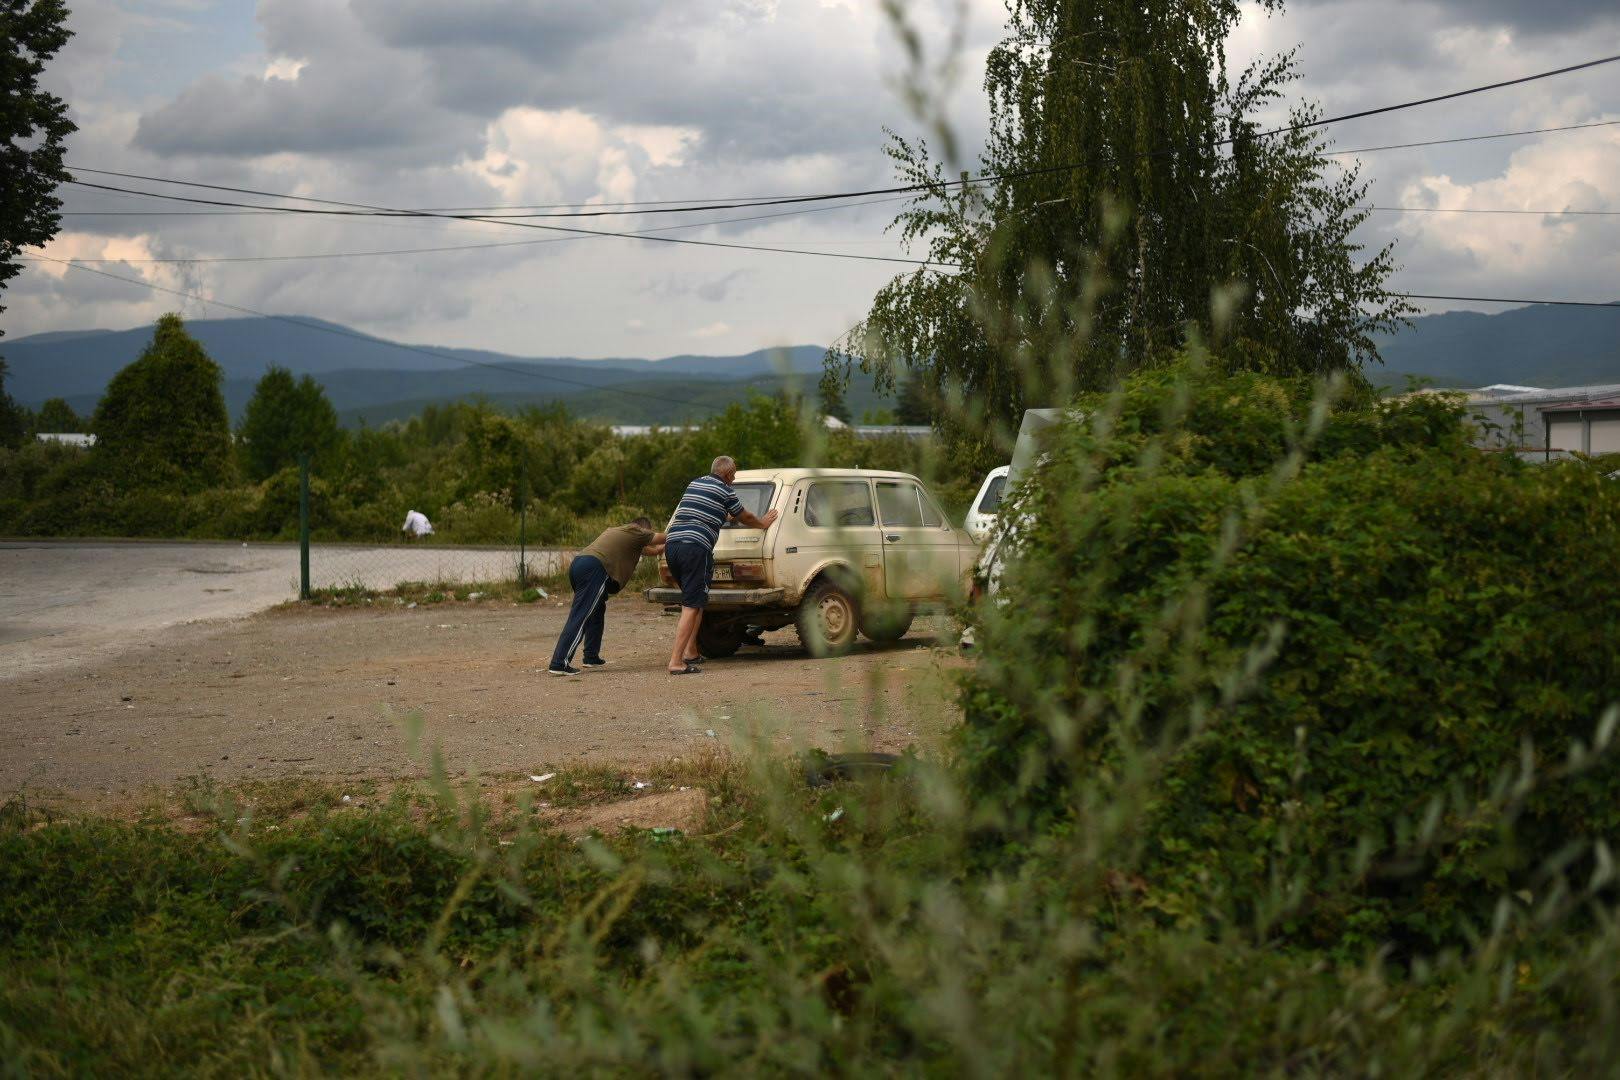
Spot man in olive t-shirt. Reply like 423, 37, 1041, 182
547, 517, 666, 675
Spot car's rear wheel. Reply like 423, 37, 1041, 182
796, 580, 859, 657
860, 606, 913, 643
696, 619, 745, 659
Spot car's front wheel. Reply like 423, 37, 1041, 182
796, 580, 859, 657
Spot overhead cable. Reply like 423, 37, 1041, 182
64, 53, 1620, 223
62, 179, 957, 270
1398, 293, 1619, 308
1327, 118, 1620, 157
1363, 205, 1620, 217
36, 193, 923, 264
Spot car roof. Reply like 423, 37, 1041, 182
731, 467, 924, 484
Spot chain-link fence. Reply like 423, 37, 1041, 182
294, 455, 568, 596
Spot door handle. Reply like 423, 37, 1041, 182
885, 534, 901, 543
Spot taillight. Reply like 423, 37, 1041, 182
659, 561, 674, 584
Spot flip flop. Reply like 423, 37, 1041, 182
669, 664, 703, 676
683, 656, 705, 665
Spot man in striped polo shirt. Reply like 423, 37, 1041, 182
664, 455, 779, 675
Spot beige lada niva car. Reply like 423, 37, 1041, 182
645, 468, 977, 658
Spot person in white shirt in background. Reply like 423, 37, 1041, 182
401, 509, 434, 538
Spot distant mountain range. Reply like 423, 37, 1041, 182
4, 303, 1616, 425
0, 317, 839, 426
1368, 303, 1620, 391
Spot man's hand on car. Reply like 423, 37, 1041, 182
734, 507, 779, 530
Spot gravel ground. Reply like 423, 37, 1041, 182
1, 596, 964, 802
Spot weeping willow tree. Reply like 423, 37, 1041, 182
827, 0, 1412, 459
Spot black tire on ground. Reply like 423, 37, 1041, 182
795, 579, 860, 657
696, 620, 746, 659
860, 607, 914, 643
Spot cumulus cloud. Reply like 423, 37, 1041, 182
1295, 0, 1620, 35
133, 0, 985, 171
11, 0, 1620, 356
1389, 124, 1620, 297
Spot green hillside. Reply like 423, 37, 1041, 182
339, 373, 901, 427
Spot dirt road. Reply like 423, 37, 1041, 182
0, 540, 564, 679
0, 597, 964, 800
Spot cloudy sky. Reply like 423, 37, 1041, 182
8, 0, 1620, 359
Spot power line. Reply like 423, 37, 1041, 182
16, 251, 737, 412
34, 193, 922, 264
49, 198, 1620, 266
1265, 53, 1620, 135
60, 113, 1620, 221
68, 165, 908, 220
1327, 118, 1620, 157
63, 179, 957, 270
1364, 205, 1620, 217
1399, 293, 1619, 308
64, 53, 1620, 226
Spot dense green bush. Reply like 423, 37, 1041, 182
0, 381, 978, 543
960, 359, 1620, 951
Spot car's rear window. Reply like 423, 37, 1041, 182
978, 474, 1006, 513
721, 482, 776, 528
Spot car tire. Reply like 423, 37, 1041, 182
697, 620, 745, 659
796, 579, 860, 657
860, 607, 913, 643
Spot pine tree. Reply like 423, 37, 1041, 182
894, 374, 936, 426
92, 314, 233, 490
34, 396, 82, 433
238, 365, 342, 481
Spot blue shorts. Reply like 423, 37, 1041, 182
665, 541, 712, 609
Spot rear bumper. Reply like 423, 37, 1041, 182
644, 586, 787, 608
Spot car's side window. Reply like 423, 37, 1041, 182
919, 487, 945, 528
804, 481, 875, 528
876, 482, 924, 528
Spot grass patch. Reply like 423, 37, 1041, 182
5, 752, 1619, 1075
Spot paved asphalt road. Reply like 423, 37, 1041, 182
0, 540, 565, 680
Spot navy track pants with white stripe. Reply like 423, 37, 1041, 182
549, 555, 618, 669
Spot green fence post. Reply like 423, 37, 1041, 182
518, 456, 528, 586
298, 451, 311, 600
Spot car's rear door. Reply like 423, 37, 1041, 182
710, 480, 780, 584
875, 479, 960, 600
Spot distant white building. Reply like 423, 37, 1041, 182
610, 425, 698, 437
1540, 398, 1620, 458
821, 415, 930, 438
1454, 383, 1620, 455
35, 432, 95, 448
609, 418, 930, 439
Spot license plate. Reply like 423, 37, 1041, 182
712, 564, 732, 582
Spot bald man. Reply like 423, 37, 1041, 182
663, 455, 778, 675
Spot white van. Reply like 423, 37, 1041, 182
964, 466, 1009, 544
